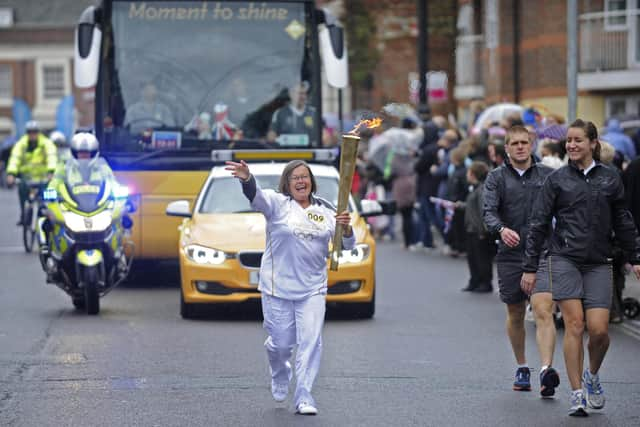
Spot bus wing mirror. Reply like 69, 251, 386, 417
318, 9, 348, 89
74, 6, 102, 88
166, 200, 192, 218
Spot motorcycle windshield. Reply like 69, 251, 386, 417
63, 161, 108, 213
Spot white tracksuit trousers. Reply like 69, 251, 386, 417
261, 292, 325, 407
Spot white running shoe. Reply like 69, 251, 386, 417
582, 369, 605, 409
296, 401, 318, 415
568, 390, 588, 417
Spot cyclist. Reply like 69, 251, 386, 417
6, 121, 57, 225
49, 130, 71, 164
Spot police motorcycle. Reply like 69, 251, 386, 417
39, 133, 134, 315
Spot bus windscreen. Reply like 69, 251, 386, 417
105, 1, 317, 152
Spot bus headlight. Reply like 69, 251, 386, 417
338, 244, 370, 264
185, 244, 227, 265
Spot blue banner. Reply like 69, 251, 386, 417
12, 98, 31, 137
56, 95, 75, 142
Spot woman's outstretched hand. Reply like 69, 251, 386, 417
335, 210, 353, 237
225, 160, 250, 181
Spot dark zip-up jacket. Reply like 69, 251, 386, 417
483, 158, 553, 261
523, 162, 640, 271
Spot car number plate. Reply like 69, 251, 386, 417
249, 270, 260, 286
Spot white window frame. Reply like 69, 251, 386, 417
605, 0, 628, 31
0, 63, 12, 107
35, 58, 70, 110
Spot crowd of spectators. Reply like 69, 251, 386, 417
342, 103, 640, 323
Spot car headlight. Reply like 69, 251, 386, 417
185, 244, 227, 265
338, 244, 370, 264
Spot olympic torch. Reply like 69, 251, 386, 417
330, 118, 382, 271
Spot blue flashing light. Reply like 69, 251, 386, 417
113, 185, 129, 199
43, 188, 58, 202
122, 215, 133, 230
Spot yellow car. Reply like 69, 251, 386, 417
166, 160, 391, 319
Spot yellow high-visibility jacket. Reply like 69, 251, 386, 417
6, 134, 57, 179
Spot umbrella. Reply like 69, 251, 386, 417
382, 103, 420, 122
537, 124, 567, 141
1, 135, 17, 151
471, 103, 523, 135
368, 128, 420, 172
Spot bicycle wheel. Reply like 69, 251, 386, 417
22, 203, 35, 253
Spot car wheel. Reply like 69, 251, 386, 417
180, 290, 196, 319
351, 289, 375, 319
623, 297, 640, 319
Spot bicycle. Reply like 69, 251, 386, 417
21, 179, 47, 253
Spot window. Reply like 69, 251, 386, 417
35, 59, 70, 108
610, 99, 627, 117
42, 65, 65, 99
0, 64, 12, 104
605, 95, 640, 118
605, 0, 627, 29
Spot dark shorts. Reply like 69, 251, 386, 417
545, 255, 612, 310
497, 257, 551, 305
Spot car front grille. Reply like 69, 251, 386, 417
238, 251, 263, 269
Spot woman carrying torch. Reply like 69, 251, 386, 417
225, 158, 354, 415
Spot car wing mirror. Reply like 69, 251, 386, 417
166, 200, 192, 218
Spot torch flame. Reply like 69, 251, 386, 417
348, 117, 382, 135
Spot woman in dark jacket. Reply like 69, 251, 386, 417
521, 119, 640, 417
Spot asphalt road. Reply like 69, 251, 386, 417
0, 187, 639, 427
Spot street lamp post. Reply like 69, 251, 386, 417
417, 0, 428, 111
567, 0, 578, 122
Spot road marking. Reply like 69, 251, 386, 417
616, 320, 640, 341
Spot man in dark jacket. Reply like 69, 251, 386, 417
413, 127, 446, 249
483, 125, 559, 397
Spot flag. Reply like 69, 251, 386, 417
12, 98, 31, 136
429, 196, 456, 234
56, 95, 75, 142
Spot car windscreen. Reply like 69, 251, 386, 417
198, 175, 342, 214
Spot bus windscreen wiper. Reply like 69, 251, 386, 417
123, 149, 184, 166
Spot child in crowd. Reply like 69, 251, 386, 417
459, 161, 494, 292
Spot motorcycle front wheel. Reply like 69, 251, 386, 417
81, 266, 101, 315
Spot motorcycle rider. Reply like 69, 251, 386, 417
49, 132, 115, 187
42, 132, 118, 282
6, 120, 57, 225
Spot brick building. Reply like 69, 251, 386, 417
0, 0, 97, 138
346, 0, 458, 115
454, 0, 640, 126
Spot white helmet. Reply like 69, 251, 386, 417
70, 132, 99, 161
49, 130, 67, 147
25, 120, 40, 132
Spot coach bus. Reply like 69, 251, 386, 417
74, 0, 348, 260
